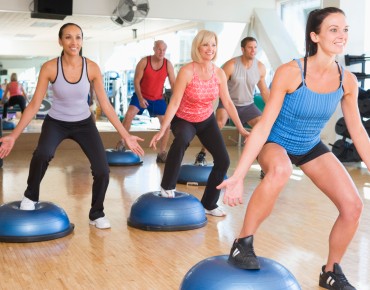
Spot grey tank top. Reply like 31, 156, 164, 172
48, 57, 91, 121
227, 56, 260, 106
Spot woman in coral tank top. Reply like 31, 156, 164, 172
150, 30, 248, 217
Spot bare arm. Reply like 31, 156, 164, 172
341, 70, 370, 170
133, 57, 147, 107
221, 58, 236, 81
256, 61, 270, 103
88, 59, 144, 156
20, 85, 28, 101
166, 60, 176, 90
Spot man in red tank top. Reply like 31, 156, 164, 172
117, 40, 176, 163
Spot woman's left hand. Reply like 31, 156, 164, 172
124, 135, 145, 156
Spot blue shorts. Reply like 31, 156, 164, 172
129, 93, 167, 117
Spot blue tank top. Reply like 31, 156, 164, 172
267, 58, 344, 155
48, 57, 91, 122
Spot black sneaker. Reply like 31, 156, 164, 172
228, 235, 260, 270
319, 263, 356, 290
194, 151, 206, 166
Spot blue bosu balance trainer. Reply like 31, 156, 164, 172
180, 255, 301, 290
127, 191, 207, 231
178, 164, 227, 186
105, 149, 143, 166
2, 120, 15, 131
0, 201, 74, 243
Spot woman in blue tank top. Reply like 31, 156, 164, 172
0, 23, 144, 230
218, 7, 370, 289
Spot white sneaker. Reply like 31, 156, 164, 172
19, 196, 37, 210
160, 188, 175, 198
89, 217, 111, 229
205, 207, 226, 217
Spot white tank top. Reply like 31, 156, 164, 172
227, 57, 260, 106
48, 57, 91, 121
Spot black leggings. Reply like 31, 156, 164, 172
24, 114, 110, 220
2, 95, 26, 118
161, 114, 230, 210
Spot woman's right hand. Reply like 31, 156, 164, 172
0, 135, 16, 159
216, 175, 244, 207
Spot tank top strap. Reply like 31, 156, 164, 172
337, 62, 344, 88
295, 58, 306, 86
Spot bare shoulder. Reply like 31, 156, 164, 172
40, 58, 58, 79
85, 58, 102, 80
177, 62, 194, 81
273, 60, 302, 92
342, 69, 359, 96
42, 57, 58, 70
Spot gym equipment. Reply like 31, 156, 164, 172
330, 139, 361, 162
177, 164, 227, 186
2, 120, 15, 130
105, 149, 142, 166
178, 164, 213, 186
345, 54, 370, 89
0, 201, 74, 243
334, 117, 350, 138
348, 143, 361, 162
127, 191, 207, 231
358, 99, 370, 118
36, 99, 52, 119
180, 255, 301, 290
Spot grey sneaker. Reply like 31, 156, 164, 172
156, 151, 167, 163
319, 263, 356, 290
228, 235, 260, 270
115, 140, 126, 152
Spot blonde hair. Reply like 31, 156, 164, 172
191, 30, 218, 62
10, 73, 18, 82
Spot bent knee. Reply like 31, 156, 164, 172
341, 198, 363, 222
263, 163, 292, 184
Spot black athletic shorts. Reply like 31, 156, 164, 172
266, 140, 330, 166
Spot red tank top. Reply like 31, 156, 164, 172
140, 56, 168, 101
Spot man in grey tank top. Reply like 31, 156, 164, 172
195, 37, 270, 166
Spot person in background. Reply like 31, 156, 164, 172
0, 23, 144, 230
150, 30, 249, 217
116, 40, 176, 163
194, 36, 269, 167
217, 7, 368, 290
1, 73, 28, 120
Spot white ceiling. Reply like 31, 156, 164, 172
0, 11, 197, 59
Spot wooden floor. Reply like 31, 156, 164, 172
0, 120, 369, 290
